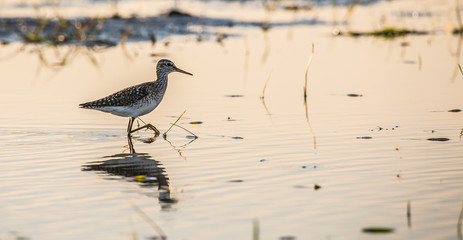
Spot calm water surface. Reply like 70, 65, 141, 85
1, 1, 463, 239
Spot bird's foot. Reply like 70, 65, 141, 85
129, 123, 160, 137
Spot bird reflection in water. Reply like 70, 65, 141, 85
82, 136, 177, 207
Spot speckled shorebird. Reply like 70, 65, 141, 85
79, 59, 193, 136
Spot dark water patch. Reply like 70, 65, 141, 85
215, 134, 244, 139
279, 236, 296, 240
403, 60, 416, 64
336, 27, 428, 39
401, 41, 410, 47
229, 179, 244, 182
356, 136, 372, 139
227, 117, 237, 121
427, 138, 450, 142
362, 226, 395, 233
282, 3, 314, 11
225, 94, 245, 98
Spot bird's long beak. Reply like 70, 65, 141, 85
175, 67, 193, 76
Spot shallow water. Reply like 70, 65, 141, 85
1, 1, 463, 240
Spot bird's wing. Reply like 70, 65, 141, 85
80, 82, 152, 108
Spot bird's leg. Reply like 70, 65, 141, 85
129, 122, 160, 137
127, 117, 134, 136
127, 135, 135, 153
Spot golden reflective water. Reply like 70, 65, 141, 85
1, 1, 463, 239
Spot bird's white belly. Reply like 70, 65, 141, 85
98, 100, 160, 118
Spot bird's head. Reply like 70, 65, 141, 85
157, 59, 193, 76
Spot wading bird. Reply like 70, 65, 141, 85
80, 59, 193, 136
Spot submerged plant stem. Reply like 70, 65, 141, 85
261, 73, 271, 99
407, 200, 412, 229
253, 219, 260, 240
458, 200, 463, 240
303, 43, 316, 149
304, 43, 315, 100
457, 0, 463, 30
132, 203, 166, 239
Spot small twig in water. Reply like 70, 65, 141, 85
261, 73, 271, 99
163, 110, 186, 138
173, 124, 198, 138
459, 64, 463, 76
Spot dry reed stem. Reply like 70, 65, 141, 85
163, 110, 187, 137
304, 43, 315, 100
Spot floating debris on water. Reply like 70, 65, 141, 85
163, 8, 193, 17
343, 27, 428, 39
371, 125, 399, 131
189, 121, 203, 124
401, 41, 410, 47
229, 179, 244, 183
232, 136, 244, 139
427, 138, 450, 142
356, 136, 373, 139
216, 33, 226, 45
347, 93, 363, 97
448, 109, 462, 112
279, 236, 296, 240
283, 4, 313, 11
225, 94, 245, 98
314, 184, 322, 190
362, 226, 395, 233
259, 159, 266, 162
403, 60, 416, 64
